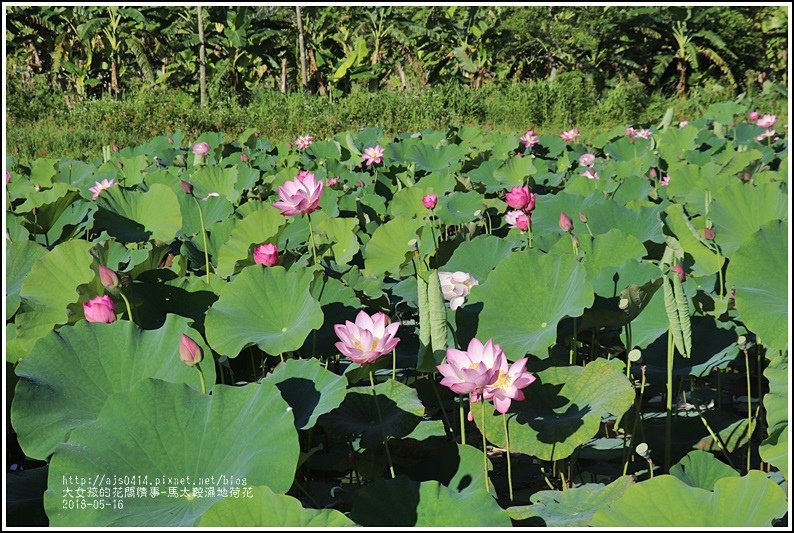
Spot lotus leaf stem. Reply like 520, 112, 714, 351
369, 370, 395, 479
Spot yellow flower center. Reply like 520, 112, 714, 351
492, 370, 509, 389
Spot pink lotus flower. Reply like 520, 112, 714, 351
635, 129, 653, 139
5, 170, 10, 184
755, 129, 775, 141
179, 334, 203, 366
437, 338, 504, 399
483, 357, 536, 413
505, 210, 530, 232
422, 194, 438, 210
581, 168, 599, 180
327, 177, 339, 187
559, 211, 574, 232
678, 120, 689, 128
362, 145, 385, 166
756, 114, 776, 129
89, 179, 116, 200
520, 129, 539, 148
295, 135, 313, 151
748, 111, 759, 122
273, 171, 324, 217
253, 243, 279, 266
438, 271, 479, 311
560, 129, 580, 142
626, 127, 637, 137
505, 185, 535, 211
704, 227, 715, 240
192, 142, 210, 156
578, 153, 595, 167
660, 175, 671, 187
334, 311, 400, 365
83, 295, 117, 323
98, 265, 120, 291
673, 263, 686, 282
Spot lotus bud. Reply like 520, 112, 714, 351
83, 295, 117, 323
578, 212, 588, 223
422, 194, 438, 210
179, 334, 203, 366
327, 177, 339, 187
192, 142, 210, 166
253, 243, 279, 266
704, 227, 715, 240
180, 180, 194, 195
516, 213, 529, 232
240, 153, 249, 162
673, 263, 686, 282
559, 211, 574, 232
111, 144, 120, 152
98, 265, 120, 291
748, 111, 759, 122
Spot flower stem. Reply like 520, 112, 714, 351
480, 401, 490, 492
430, 378, 453, 440
192, 196, 211, 284
743, 349, 753, 473
196, 363, 207, 394
369, 370, 395, 479
307, 213, 318, 266
119, 291, 134, 323
392, 348, 397, 381
459, 395, 467, 446
664, 329, 674, 472
502, 413, 513, 502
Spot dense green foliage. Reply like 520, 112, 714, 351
6, 99, 788, 527
6, 6, 787, 98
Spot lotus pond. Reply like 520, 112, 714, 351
4, 102, 790, 527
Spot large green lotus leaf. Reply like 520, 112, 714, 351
591, 472, 787, 527
188, 165, 242, 204
349, 477, 511, 527
314, 215, 360, 265
319, 379, 424, 448
709, 182, 787, 256
533, 191, 664, 244
267, 358, 347, 430
215, 205, 285, 277
197, 485, 354, 527
656, 124, 699, 163
306, 139, 342, 161
760, 354, 788, 479
389, 186, 433, 219
6, 240, 47, 317
472, 359, 635, 461
363, 217, 424, 277
11, 314, 216, 460
576, 229, 647, 293
663, 204, 724, 277
438, 191, 485, 225
44, 379, 299, 526
507, 476, 634, 527
16, 183, 82, 236
604, 136, 651, 161
177, 193, 234, 239
205, 265, 323, 357
116, 154, 149, 186
727, 220, 787, 350
489, 156, 535, 191
9, 240, 96, 363
472, 250, 594, 358
95, 184, 182, 242
669, 450, 739, 490
441, 234, 514, 283
406, 143, 465, 173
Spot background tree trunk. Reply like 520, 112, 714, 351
296, 6, 307, 88
280, 57, 287, 93
198, 6, 208, 107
